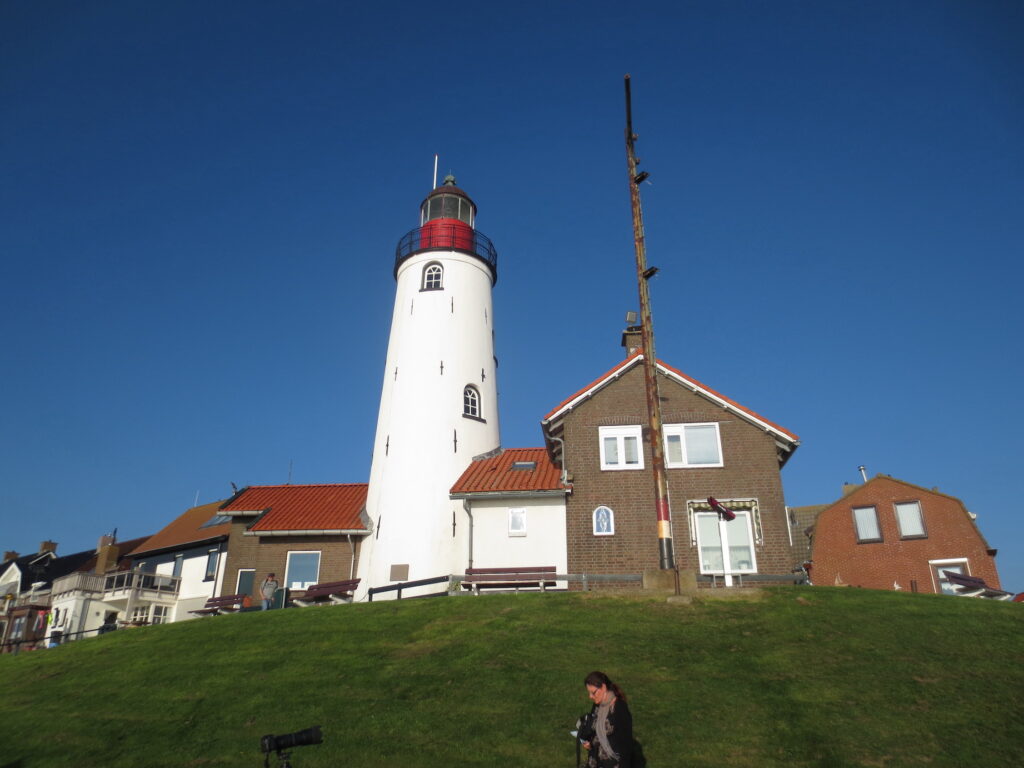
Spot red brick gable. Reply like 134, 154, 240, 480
450, 448, 565, 495
811, 475, 1001, 593
222, 484, 368, 533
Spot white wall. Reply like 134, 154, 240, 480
464, 497, 567, 578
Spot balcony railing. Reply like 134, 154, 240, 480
103, 570, 180, 598
51, 571, 106, 596
394, 224, 498, 283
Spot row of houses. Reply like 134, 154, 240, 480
3, 334, 1011, 651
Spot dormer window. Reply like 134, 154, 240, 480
422, 262, 443, 291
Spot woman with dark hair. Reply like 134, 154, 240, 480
581, 671, 633, 768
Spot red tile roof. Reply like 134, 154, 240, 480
543, 352, 799, 444
133, 500, 230, 556
450, 448, 566, 496
222, 484, 368, 533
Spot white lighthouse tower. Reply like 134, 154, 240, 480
357, 174, 501, 598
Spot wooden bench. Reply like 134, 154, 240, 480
190, 594, 248, 616
462, 566, 557, 595
292, 579, 360, 607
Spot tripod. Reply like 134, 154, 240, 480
264, 749, 295, 768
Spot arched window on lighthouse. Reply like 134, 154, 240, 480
422, 262, 443, 291
463, 385, 483, 421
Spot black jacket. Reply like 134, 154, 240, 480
586, 697, 632, 768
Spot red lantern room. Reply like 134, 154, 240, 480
394, 174, 498, 283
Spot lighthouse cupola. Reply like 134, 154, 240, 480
395, 174, 498, 283
421, 174, 476, 227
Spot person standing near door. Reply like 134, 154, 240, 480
260, 573, 280, 610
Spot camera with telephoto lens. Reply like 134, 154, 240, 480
575, 712, 596, 744
260, 725, 323, 754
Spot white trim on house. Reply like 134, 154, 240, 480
544, 354, 799, 451
244, 529, 367, 537
450, 489, 567, 500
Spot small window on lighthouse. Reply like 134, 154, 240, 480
463, 385, 481, 419
422, 262, 443, 291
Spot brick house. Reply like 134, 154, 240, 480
541, 349, 800, 586
220, 484, 369, 606
809, 475, 1002, 594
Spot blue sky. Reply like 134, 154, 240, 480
3, 2, 1022, 591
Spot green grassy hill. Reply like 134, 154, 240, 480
1, 588, 1021, 768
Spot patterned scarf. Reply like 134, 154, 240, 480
595, 693, 618, 760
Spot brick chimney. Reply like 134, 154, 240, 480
94, 541, 121, 574
621, 325, 643, 358
39, 540, 58, 555
3, 551, 19, 563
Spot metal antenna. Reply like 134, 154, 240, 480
624, 74, 675, 572
433, 154, 438, 189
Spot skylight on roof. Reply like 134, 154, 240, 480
201, 514, 232, 528
511, 461, 537, 471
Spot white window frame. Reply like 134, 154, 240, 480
894, 500, 927, 539
284, 551, 321, 591
592, 506, 615, 536
929, 558, 969, 595
599, 425, 644, 470
204, 549, 219, 581
151, 605, 168, 625
693, 510, 758, 576
236, 568, 256, 595
508, 507, 527, 537
852, 506, 883, 543
422, 262, 443, 290
463, 385, 481, 419
663, 423, 724, 468
130, 605, 150, 624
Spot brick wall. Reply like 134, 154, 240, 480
222, 519, 362, 597
811, 476, 1001, 592
561, 365, 796, 580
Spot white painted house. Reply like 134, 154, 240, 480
449, 447, 569, 584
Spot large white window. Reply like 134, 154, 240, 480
599, 425, 643, 470
664, 423, 723, 468
694, 510, 757, 575
894, 501, 926, 539
151, 605, 168, 625
285, 551, 321, 591
852, 506, 882, 543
